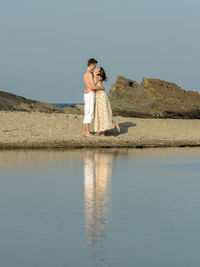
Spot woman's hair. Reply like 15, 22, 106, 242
98, 67, 107, 81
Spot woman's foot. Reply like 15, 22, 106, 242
115, 122, 120, 133
100, 131, 105, 136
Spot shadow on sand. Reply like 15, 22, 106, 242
106, 122, 136, 136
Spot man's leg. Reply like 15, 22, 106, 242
83, 93, 94, 137
83, 123, 86, 135
84, 123, 94, 137
83, 94, 86, 135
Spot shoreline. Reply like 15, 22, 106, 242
1, 111, 200, 150
1, 141, 200, 150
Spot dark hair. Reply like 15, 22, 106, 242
98, 67, 107, 81
87, 58, 98, 66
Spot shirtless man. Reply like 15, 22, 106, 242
83, 58, 103, 137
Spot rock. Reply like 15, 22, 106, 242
108, 76, 200, 118
0, 91, 65, 113
63, 106, 82, 115
14, 103, 32, 112
75, 104, 84, 114
0, 91, 80, 114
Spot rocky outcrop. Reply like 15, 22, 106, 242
75, 104, 84, 114
108, 76, 200, 118
63, 106, 83, 115
0, 91, 82, 114
0, 91, 64, 113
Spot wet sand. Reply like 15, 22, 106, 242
0, 111, 200, 149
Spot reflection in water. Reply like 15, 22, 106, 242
1, 147, 200, 171
1, 148, 200, 266
84, 151, 113, 265
0, 150, 84, 170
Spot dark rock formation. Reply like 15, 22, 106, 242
108, 76, 200, 118
0, 91, 81, 114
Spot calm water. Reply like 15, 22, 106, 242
52, 103, 83, 108
0, 148, 200, 267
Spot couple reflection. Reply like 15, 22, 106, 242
84, 151, 113, 247
83, 150, 120, 265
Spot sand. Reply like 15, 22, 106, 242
0, 111, 200, 149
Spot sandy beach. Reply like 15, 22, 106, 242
0, 111, 200, 149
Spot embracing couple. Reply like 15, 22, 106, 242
83, 58, 120, 138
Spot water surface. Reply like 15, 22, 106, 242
0, 148, 200, 267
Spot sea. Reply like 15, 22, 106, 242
1, 147, 200, 267
52, 103, 83, 108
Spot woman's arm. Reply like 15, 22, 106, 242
93, 76, 98, 86
95, 81, 104, 90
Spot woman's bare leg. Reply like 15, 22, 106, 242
115, 122, 120, 133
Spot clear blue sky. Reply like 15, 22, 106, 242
0, 0, 199, 103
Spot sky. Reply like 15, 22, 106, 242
0, 0, 199, 103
